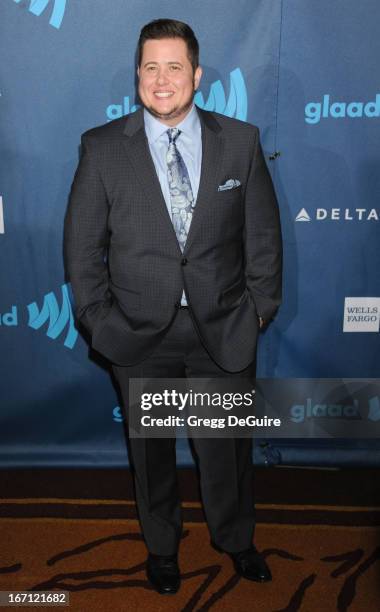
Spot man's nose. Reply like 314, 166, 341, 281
156, 69, 170, 84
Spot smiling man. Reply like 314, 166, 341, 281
138, 36, 202, 124
64, 19, 282, 595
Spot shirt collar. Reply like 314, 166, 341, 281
144, 105, 200, 145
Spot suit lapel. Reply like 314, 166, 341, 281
121, 109, 182, 255
183, 107, 224, 254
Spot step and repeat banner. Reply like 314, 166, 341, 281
1, 0, 379, 466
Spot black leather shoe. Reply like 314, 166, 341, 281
229, 546, 272, 582
146, 553, 180, 594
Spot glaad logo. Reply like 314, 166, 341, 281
194, 68, 247, 121
106, 68, 248, 122
291, 396, 380, 423
106, 97, 140, 122
113, 406, 124, 423
27, 283, 78, 348
290, 398, 361, 423
0, 306, 18, 326
12, 0, 67, 30
0, 284, 77, 348
305, 94, 380, 124
295, 207, 379, 222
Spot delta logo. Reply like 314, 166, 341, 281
106, 68, 248, 122
12, 0, 67, 30
0, 283, 78, 348
295, 207, 379, 222
305, 94, 380, 125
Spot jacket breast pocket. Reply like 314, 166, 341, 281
216, 184, 243, 211
217, 184, 242, 197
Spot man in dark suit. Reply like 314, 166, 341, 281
64, 19, 282, 595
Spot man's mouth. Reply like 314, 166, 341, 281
154, 91, 175, 98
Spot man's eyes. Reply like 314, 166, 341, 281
145, 65, 182, 72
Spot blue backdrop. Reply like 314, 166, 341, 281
1, 0, 379, 467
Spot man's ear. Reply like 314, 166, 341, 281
194, 66, 202, 91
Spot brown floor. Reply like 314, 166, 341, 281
0, 467, 379, 611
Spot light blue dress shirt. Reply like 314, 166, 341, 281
144, 105, 202, 305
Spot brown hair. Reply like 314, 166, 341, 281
137, 18, 199, 72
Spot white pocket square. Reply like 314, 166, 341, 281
218, 179, 241, 191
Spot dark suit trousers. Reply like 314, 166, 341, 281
112, 307, 256, 556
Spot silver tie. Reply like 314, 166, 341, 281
166, 128, 194, 251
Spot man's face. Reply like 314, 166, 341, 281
138, 37, 202, 126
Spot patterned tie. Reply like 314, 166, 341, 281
166, 128, 194, 251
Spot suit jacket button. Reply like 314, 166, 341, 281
181, 258, 188, 266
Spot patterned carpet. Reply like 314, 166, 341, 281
1, 498, 380, 611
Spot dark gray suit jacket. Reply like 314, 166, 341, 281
64, 106, 282, 371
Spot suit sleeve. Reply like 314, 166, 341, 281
244, 128, 282, 322
63, 133, 112, 335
